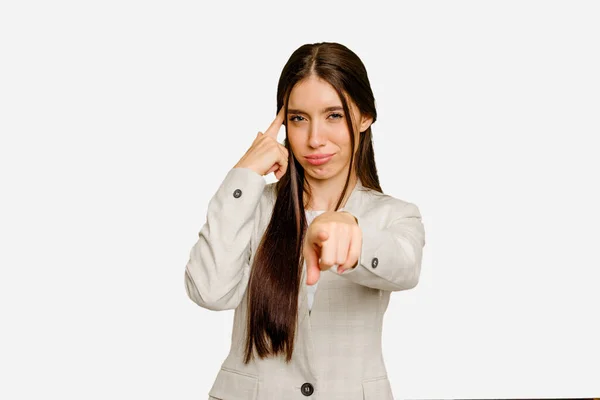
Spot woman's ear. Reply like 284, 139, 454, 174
359, 114, 373, 133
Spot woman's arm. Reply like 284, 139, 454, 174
339, 201, 426, 291
184, 167, 265, 311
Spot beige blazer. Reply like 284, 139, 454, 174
184, 167, 426, 400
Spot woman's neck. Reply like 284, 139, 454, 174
303, 172, 358, 212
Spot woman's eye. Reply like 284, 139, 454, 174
289, 113, 343, 122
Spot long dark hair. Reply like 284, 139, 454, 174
243, 42, 382, 364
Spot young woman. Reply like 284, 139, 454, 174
185, 42, 426, 400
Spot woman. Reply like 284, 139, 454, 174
185, 42, 426, 400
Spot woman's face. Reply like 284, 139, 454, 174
286, 75, 372, 182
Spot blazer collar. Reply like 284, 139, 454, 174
338, 176, 367, 214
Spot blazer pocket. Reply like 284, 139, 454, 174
362, 375, 394, 400
208, 367, 259, 400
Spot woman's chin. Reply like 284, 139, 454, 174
305, 166, 334, 179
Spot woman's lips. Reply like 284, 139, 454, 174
305, 154, 334, 165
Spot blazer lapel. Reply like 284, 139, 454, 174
297, 176, 366, 325
295, 177, 367, 379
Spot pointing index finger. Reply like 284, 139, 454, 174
264, 106, 286, 139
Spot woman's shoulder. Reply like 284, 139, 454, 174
260, 181, 421, 218
362, 187, 422, 218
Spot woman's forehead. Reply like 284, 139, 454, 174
288, 80, 356, 114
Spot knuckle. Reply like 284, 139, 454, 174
324, 255, 335, 266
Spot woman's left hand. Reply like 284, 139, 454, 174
303, 211, 362, 285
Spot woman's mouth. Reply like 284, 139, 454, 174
305, 154, 334, 166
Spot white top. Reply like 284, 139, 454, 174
304, 209, 340, 312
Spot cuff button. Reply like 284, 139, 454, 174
371, 257, 379, 268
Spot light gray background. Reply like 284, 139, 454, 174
1, 1, 598, 399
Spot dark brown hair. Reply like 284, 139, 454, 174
243, 42, 382, 364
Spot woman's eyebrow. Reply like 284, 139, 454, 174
287, 106, 343, 114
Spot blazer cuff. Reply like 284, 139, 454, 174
209, 167, 266, 228
339, 203, 425, 292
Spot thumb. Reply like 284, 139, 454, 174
266, 163, 278, 175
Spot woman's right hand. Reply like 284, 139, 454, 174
233, 106, 289, 180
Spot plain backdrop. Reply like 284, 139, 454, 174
1, 1, 599, 399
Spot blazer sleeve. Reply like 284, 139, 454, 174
184, 167, 266, 311
339, 201, 425, 291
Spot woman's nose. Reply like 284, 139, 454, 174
308, 124, 326, 147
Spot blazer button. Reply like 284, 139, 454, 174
233, 189, 242, 198
301, 382, 314, 396
371, 257, 379, 268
